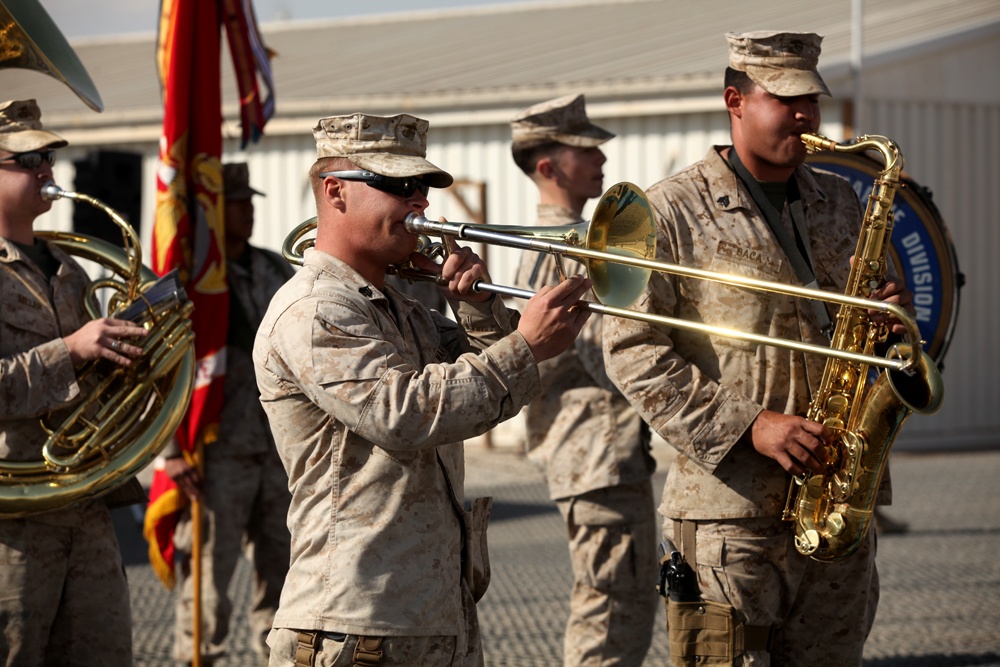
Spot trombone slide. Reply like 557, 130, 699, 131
404, 213, 922, 374
471, 282, 912, 372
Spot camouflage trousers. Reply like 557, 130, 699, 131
174, 453, 291, 662
266, 582, 484, 667
663, 516, 879, 667
555, 480, 659, 667
0, 503, 133, 666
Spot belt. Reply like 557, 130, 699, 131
295, 631, 384, 667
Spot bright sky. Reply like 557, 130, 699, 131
42, 0, 548, 39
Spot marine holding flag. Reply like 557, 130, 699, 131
163, 163, 292, 665
141, 0, 277, 664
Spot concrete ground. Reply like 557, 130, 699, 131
117, 440, 1000, 666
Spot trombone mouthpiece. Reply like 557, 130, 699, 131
41, 182, 64, 201
404, 213, 430, 234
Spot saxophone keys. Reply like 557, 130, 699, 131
826, 512, 846, 536
796, 529, 822, 555
831, 471, 852, 499
826, 395, 849, 420
805, 474, 826, 499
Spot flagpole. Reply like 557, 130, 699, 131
145, 4, 276, 663
192, 437, 204, 667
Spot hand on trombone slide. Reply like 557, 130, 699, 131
517, 274, 593, 363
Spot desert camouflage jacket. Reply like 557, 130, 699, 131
0, 236, 90, 464
0, 237, 120, 524
605, 147, 890, 519
215, 245, 294, 459
253, 248, 540, 636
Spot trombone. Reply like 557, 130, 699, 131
283, 181, 927, 374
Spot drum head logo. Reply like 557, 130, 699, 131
807, 152, 962, 364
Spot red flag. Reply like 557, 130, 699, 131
143, 0, 274, 588
222, 0, 276, 147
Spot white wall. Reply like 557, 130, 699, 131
848, 28, 1000, 449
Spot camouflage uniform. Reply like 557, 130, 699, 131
254, 249, 541, 667
172, 245, 294, 663
604, 147, 883, 665
0, 237, 133, 666
384, 275, 452, 317
513, 204, 658, 666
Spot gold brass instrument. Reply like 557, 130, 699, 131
0, 0, 193, 517
781, 133, 943, 561
284, 181, 657, 308
0, 0, 104, 111
284, 181, 931, 375
0, 184, 196, 518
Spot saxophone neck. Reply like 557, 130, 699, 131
800, 133, 903, 177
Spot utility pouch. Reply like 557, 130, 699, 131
659, 538, 771, 666
462, 496, 493, 602
667, 598, 738, 666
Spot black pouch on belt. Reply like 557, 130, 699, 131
659, 540, 726, 665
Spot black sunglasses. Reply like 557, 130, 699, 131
0, 150, 56, 170
320, 170, 430, 199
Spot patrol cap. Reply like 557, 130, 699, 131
313, 112, 453, 188
0, 99, 68, 153
725, 31, 831, 97
222, 162, 264, 201
510, 94, 614, 150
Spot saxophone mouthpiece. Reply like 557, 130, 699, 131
800, 132, 837, 154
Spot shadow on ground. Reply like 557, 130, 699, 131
488, 500, 558, 522
864, 654, 1000, 667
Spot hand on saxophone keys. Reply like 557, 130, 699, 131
867, 274, 915, 336
849, 256, 917, 336
749, 409, 835, 477
63, 317, 148, 367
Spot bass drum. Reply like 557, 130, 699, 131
807, 151, 964, 366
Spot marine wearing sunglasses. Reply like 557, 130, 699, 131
0, 150, 56, 170
320, 170, 430, 199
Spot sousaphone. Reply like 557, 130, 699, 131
0, 0, 103, 111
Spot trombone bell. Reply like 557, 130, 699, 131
586, 182, 656, 308
432, 182, 656, 308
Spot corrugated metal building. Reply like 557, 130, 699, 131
7, 0, 999, 450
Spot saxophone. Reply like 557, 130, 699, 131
781, 133, 944, 562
